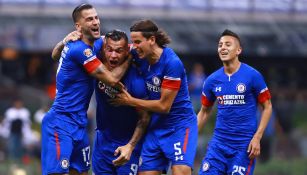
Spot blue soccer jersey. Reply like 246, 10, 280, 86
92, 62, 147, 174
52, 38, 103, 127
41, 38, 103, 175
201, 63, 271, 149
133, 47, 196, 129
132, 47, 198, 171
95, 63, 147, 143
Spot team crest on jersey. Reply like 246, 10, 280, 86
202, 161, 210, 171
61, 158, 69, 169
236, 83, 246, 93
152, 76, 161, 86
217, 96, 224, 105
83, 48, 93, 57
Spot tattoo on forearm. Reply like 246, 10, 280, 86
93, 66, 104, 74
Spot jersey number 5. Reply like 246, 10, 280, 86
174, 142, 183, 161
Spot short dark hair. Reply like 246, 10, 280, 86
130, 19, 171, 47
221, 29, 241, 46
105, 29, 128, 45
72, 3, 94, 23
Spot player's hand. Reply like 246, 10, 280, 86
112, 143, 134, 166
247, 136, 261, 159
63, 31, 82, 43
114, 82, 125, 92
109, 88, 132, 106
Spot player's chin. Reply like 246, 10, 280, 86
92, 31, 101, 39
137, 53, 146, 59
219, 55, 230, 61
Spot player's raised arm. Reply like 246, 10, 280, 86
51, 31, 82, 61
52, 32, 130, 87
89, 61, 129, 87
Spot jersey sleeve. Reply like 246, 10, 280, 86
252, 70, 271, 103
201, 77, 216, 107
161, 58, 182, 90
71, 44, 102, 74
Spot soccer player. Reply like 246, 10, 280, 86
110, 19, 198, 175
197, 29, 272, 175
92, 30, 150, 174
41, 4, 129, 175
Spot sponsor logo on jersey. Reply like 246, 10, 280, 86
217, 95, 246, 105
202, 161, 210, 171
98, 81, 119, 99
61, 158, 69, 169
215, 86, 222, 92
236, 83, 246, 93
146, 82, 161, 93
83, 48, 93, 57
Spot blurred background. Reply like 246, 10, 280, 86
0, 0, 307, 175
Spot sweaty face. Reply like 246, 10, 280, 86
104, 38, 129, 69
77, 8, 100, 41
218, 36, 241, 62
130, 32, 152, 59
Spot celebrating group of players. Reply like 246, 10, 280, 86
41, 3, 272, 175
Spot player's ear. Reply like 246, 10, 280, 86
237, 46, 242, 55
149, 35, 156, 46
75, 23, 81, 32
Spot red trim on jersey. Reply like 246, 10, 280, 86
201, 94, 214, 107
84, 57, 102, 73
246, 159, 254, 175
183, 128, 190, 153
257, 89, 271, 103
161, 79, 181, 90
54, 132, 60, 160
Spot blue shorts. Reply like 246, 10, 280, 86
41, 110, 90, 175
139, 120, 197, 172
92, 130, 142, 175
199, 141, 255, 175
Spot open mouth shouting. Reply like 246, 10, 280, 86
91, 27, 100, 36
109, 60, 119, 68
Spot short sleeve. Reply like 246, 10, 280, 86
161, 58, 182, 90
252, 70, 271, 103
201, 77, 216, 107
70, 44, 102, 74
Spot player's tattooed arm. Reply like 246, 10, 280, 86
51, 31, 82, 61
90, 64, 125, 88
129, 109, 150, 147
112, 109, 150, 166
